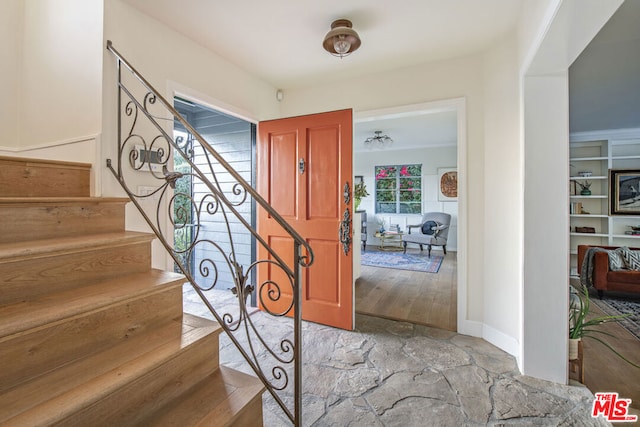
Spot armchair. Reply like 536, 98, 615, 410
402, 212, 451, 257
357, 210, 368, 251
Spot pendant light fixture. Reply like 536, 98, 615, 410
322, 19, 361, 58
364, 131, 393, 149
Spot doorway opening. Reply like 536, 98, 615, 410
173, 97, 257, 304
353, 99, 465, 332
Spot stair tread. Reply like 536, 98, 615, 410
0, 231, 154, 261
142, 366, 265, 426
0, 313, 223, 425
0, 158, 263, 425
0, 269, 185, 339
0, 197, 130, 205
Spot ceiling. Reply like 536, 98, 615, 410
122, 0, 525, 90
123, 0, 525, 151
121, 1, 640, 148
355, 111, 457, 152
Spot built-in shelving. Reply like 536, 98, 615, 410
569, 129, 640, 279
612, 234, 640, 239
570, 232, 609, 237
569, 176, 607, 180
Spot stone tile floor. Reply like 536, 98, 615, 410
183, 285, 609, 426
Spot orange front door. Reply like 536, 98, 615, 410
257, 109, 353, 330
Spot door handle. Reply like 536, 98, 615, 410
299, 158, 305, 174
339, 180, 352, 255
339, 207, 351, 255
343, 181, 351, 205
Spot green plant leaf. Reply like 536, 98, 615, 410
586, 336, 640, 369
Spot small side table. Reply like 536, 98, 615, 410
374, 231, 404, 251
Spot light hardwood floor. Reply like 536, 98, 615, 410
581, 302, 640, 412
355, 250, 457, 331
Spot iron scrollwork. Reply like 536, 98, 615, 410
339, 181, 352, 255
343, 181, 351, 205
339, 208, 351, 255
105, 40, 314, 427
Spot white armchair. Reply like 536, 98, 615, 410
401, 212, 451, 257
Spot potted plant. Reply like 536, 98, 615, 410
569, 285, 639, 368
354, 181, 369, 211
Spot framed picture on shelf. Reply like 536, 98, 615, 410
609, 169, 640, 215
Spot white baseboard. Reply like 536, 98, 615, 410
458, 320, 520, 362
482, 323, 520, 359
458, 319, 483, 337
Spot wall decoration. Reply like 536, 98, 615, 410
609, 169, 640, 215
438, 168, 457, 201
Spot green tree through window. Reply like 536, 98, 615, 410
375, 164, 422, 214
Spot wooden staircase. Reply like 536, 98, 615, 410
0, 156, 264, 426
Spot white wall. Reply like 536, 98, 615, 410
102, 0, 280, 197
354, 146, 458, 251
481, 37, 522, 355
0, 0, 292, 270
102, 0, 281, 269
0, 0, 102, 192
20, 0, 103, 148
281, 54, 486, 328
0, 0, 21, 149
280, 43, 527, 360
519, 0, 623, 383
517, 0, 561, 69
523, 73, 570, 383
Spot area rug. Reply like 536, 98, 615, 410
589, 291, 640, 340
361, 249, 443, 273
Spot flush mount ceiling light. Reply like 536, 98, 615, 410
364, 131, 393, 149
322, 19, 361, 58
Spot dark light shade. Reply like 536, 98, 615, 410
322, 19, 361, 58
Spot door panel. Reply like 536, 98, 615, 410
305, 239, 340, 302
257, 109, 353, 330
268, 132, 298, 218
308, 126, 340, 219
262, 235, 294, 316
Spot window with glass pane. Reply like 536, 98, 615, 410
375, 164, 422, 214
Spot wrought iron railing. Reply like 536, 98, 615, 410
105, 40, 312, 426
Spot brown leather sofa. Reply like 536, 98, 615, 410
577, 244, 640, 298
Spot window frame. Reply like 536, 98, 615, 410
374, 164, 422, 214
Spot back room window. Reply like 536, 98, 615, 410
375, 164, 422, 214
